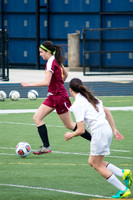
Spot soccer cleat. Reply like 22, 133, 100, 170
122, 169, 132, 188
112, 187, 131, 198
33, 146, 52, 155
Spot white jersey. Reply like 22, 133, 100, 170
70, 93, 108, 134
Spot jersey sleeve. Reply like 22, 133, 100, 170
46, 59, 55, 73
72, 103, 85, 122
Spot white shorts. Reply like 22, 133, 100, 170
90, 123, 113, 156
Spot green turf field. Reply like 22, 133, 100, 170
0, 97, 133, 200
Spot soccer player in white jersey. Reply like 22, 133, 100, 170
64, 78, 132, 199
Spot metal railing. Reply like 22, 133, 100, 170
83, 27, 133, 76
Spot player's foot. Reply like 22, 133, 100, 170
33, 146, 52, 155
112, 187, 131, 198
122, 169, 132, 188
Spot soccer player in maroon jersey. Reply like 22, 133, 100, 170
21, 41, 91, 155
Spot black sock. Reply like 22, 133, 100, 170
73, 124, 91, 141
37, 124, 50, 147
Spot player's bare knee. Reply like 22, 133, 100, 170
64, 124, 69, 129
92, 164, 97, 170
92, 163, 101, 171
64, 123, 73, 130
33, 114, 36, 122
88, 158, 93, 167
33, 114, 39, 125
68, 122, 76, 130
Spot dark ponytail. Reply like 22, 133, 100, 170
69, 78, 99, 112
40, 41, 66, 65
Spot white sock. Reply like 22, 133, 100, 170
106, 163, 123, 177
107, 174, 126, 191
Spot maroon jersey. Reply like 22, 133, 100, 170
43, 55, 71, 114
45, 55, 67, 95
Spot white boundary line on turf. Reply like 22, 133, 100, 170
0, 121, 64, 128
0, 152, 132, 160
0, 120, 132, 152
0, 153, 15, 156
1, 120, 132, 155
52, 151, 133, 160
1, 106, 133, 114
107, 106, 133, 111
0, 147, 132, 159
0, 145, 130, 153
0, 109, 37, 114
0, 183, 111, 198
0, 120, 131, 153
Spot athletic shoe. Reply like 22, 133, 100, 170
33, 146, 52, 155
122, 169, 132, 188
112, 187, 131, 198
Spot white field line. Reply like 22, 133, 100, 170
111, 149, 130, 152
0, 121, 64, 128
0, 183, 110, 198
0, 109, 37, 114
0, 153, 132, 160
0, 147, 132, 159
0, 121, 131, 152
53, 151, 133, 160
0, 118, 132, 156
0, 141, 130, 153
0, 153, 15, 156
1, 106, 133, 114
107, 106, 133, 111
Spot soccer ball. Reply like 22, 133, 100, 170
0, 90, 7, 101
16, 142, 31, 158
9, 90, 20, 101
28, 90, 38, 100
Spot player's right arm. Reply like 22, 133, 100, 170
64, 121, 85, 141
21, 71, 52, 87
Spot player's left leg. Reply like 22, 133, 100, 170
102, 161, 132, 188
59, 110, 75, 130
88, 155, 112, 178
88, 155, 131, 198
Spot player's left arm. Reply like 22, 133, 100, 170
64, 121, 85, 141
61, 65, 68, 82
103, 106, 124, 140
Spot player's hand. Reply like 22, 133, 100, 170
113, 129, 124, 141
64, 132, 73, 141
21, 82, 31, 87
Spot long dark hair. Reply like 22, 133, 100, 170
40, 41, 66, 65
69, 78, 99, 112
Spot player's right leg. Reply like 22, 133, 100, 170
122, 169, 132, 188
33, 104, 54, 155
112, 187, 131, 198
